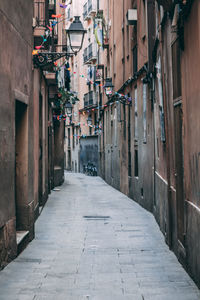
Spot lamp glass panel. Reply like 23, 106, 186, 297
105, 87, 112, 95
69, 32, 83, 50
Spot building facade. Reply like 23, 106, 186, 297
64, 0, 101, 173
98, 0, 200, 288
0, 0, 35, 268
0, 0, 67, 269
67, 0, 200, 288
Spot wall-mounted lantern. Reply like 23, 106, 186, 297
104, 77, 114, 97
66, 16, 87, 55
33, 16, 86, 68
65, 102, 73, 117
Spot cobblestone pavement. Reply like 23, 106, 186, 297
0, 173, 199, 300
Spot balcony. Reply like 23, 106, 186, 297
83, 43, 97, 64
49, 0, 56, 16
83, 0, 97, 20
84, 91, 98, 108
88, 43, 97, 62
34, 1, 46, 27
34, 1, 48, 37
88, 0, 97, 16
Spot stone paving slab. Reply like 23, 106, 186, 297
0, 172, 199, 300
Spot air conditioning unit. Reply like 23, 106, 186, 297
126, 9, 137, 25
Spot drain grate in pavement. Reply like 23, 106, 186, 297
15, 258, 41, 263
115, 229, 140, 232
83, 216, 110, 220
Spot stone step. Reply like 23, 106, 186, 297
16, 231, 29, 255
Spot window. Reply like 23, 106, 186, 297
133, 45, 138, 73
126, 25, 130, 59
141, 0, 146, 39
143, 82, 147, 143
134, 87, 138, 140
117, 102, 121, 122
67, 8, 70, 20
72, 127, 75, 149
68, 128, 70, 147
123, 103, 126, 140
172, 38, 182, 100
134, 149, 139, 177
76, 127, 78, 145
157, 56, 166, 142
128, 105, 132, 177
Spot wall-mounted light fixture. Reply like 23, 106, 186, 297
33, 16, 86, 68
104, 77, 114, 98
65, 102, 73, 117
66, 16, 87, 55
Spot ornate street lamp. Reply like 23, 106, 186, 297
33, 16, 86, 68
66, 16, 87, 55
65, 102, 73, 117
104, 78, 114, 97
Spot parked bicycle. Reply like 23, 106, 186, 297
83, 162, 97, 176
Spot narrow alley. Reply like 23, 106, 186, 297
0, 173, 199, 300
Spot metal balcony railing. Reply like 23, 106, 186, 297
34, 1, 46, 27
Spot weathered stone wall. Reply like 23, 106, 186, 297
0, 0, 34, 268
181, 0, 200, 287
